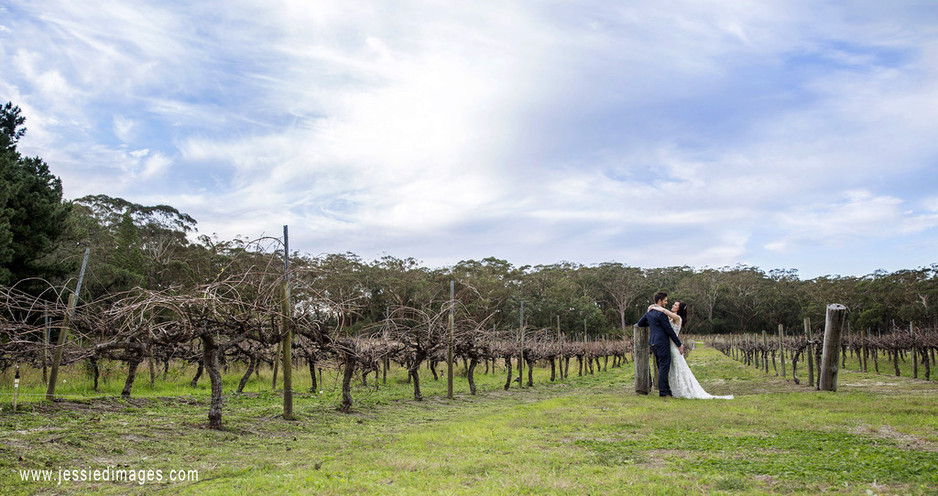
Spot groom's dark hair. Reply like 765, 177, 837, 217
653, 291, 668, 304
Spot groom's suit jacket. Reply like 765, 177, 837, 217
637, 310, 682, 348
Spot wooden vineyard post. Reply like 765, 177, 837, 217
621, 317, 629, 365
634, 324, 650, 394
819, 304, 847, 391
557, 315, 564, 380
447, 280, 454, 400
47, 294, 76, 400
47, 247, 90, 401
518, 300, 524, 389
754, 334, 760, 370
804, 317, 815, 389
602, 334, 607, 370
272, 341, 281, 389
862, 327, 869, 372
778, 324, 786, 380
281, 225, 294, 420
42, 316, 50, 384
842, 322, 849, 369
13, 366, 20, 412
910, 323, 918, 380
383, 306, 390, 385
762, 330, 769, 374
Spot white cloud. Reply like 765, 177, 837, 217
113, 115, 135, 143
3, 1, 938, 277
769, 190, 938, 250
140, 152, 171, 179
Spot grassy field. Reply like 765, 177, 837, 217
2, 344, 937, 495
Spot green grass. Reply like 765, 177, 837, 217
837, 350, 936, 381
2, 346, 936, 495
712, 344, 937, 384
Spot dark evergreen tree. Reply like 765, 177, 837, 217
0, 102, 70, 286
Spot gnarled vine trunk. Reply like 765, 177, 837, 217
467, 358, 478, 395
201, 334, 224, 430
410, 352, 426, 401
525, 357, 534, 387
190, 359, 203, 388
90, 356, 100, 392
308, 357, 318, 392
503, 356, 513, 390
237, 353, 258, 394
791, 349, 802, 385
341, 353, 356, 413
121, 355, 142, 398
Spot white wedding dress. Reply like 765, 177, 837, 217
668, 320, 733, 399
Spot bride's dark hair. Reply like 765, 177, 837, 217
676, 301, 688, 325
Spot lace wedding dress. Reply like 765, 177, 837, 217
668, 320, 733, 400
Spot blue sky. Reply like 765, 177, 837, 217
2, 1, 937, 279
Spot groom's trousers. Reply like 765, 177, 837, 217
651, 344, 672, 397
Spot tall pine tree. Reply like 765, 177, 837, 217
0, 102, 70, 286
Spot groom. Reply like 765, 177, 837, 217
637, 291, 684, 398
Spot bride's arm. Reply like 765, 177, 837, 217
648, 304, 681, 324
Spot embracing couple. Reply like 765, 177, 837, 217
637, 291, 733, 400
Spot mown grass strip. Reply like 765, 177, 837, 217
2, 345, 936, 495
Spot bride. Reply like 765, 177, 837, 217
648, 300, 733, 400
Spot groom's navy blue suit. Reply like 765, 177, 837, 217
637, 309, 682, 397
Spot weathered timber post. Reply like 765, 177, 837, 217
272, 341, 281, 389
621, 321, 629, 365
778, 324, 786, 380
805, 317, 815, 389
910, 322, 918, 379
47, 305, 76, 396
46, 248, 90, 401
893, 341, 901, 377
518, 300, 524, 389
751, 333, 756, 366
42, 316, 49, 384
819, 304, 847, 392
762, 331, 769, 374
447, 280, 454, 399
557, 315, 564, 380
862, 327, 869, 372
634, 324, 650, 395
13, 366, 20, 412
383, 306, 390, 385
281, 225, 294, 420
842, 322, 848, 369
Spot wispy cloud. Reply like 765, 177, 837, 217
2, 0, 937, 277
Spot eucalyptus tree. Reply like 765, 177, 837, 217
303, 253, 368, 332
889, 268, 938, 327
720, 265, 772, 333
675, 268, 726, 333
765, 268, 808, 330
643, 266, 693, 299
450, 257, 521, 332
68, 194, 199, 291
591, 262, 647, 335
